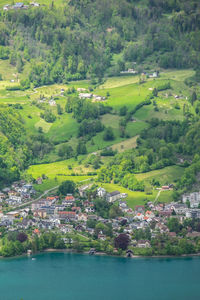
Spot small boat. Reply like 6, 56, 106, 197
32, 258, 36, 261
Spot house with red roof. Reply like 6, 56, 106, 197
58, 211, 76, 220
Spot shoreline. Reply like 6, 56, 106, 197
2, 248, 200, 260
43, 249, 200, 259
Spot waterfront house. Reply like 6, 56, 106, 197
137, 240, 151, 248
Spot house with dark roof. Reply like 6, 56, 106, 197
106, 191, 121, 203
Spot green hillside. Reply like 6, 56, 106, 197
0, 0, 200, 207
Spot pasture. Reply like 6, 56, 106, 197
111, 135, 138, 152
135, 165, 184, 185
27, 158, 95, 192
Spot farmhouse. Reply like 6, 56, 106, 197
77, 88, 87, 92
120, 69, 138, 74
30, 2, 40, 7
93, 95, 106, 102
148, 71, 158, 78
106, 191, 121, 203
79, 93, 93, 99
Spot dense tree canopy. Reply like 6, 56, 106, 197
0, 0, 199, 88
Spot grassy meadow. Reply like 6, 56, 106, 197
27, 158, 95, 192
135, 165, 184, 185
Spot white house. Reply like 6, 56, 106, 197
97, 187, 106, 198
79, 93, 93, 99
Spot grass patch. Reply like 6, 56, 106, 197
100, 75, 140, 89
101, 114, 120, 129
27, 158, 95, 179
33, 176, 93, 193
158, 191, 174, 203
47, 114, 78, 143
35, 119, 52, 133
28, 158, 95, 192
126, 120, 148, 136
111, 136, 138, 152
0, 59, 18, 80
135, 165, 184, 185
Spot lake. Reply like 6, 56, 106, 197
0, 252, 200, 300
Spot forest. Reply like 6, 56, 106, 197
0, 0, 199, 88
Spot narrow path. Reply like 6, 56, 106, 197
154, 190, 162, 204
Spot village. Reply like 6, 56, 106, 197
0, 179, 200, 255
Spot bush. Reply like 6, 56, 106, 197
58, 180, 76, 195
103, 127, 114, 141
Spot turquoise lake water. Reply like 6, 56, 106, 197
1, 252, 200, 300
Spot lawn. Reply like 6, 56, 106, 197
99, 182, 158, 209
157, 191, 174, 204
86, 130, 124, 153
22, 104, 42, 134
101, 114, 121, 129
35, 119, 52, 133
160, 69, 195, 82
28, 158, 96, 192
33, 176, 93, 193
96, 78, 177, 113
47, 114, 79, 143
0, 59, 18, 80
134, 101, 185, 122
135, 165, 184, 185
126, 120, 148, 135
27, 158, 95, 179
111, 136, 138, 152
100, 75, 140, 89
101, 113, 147, 137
